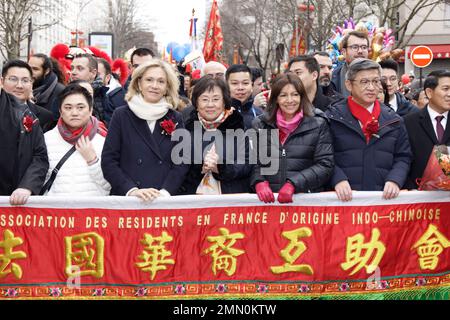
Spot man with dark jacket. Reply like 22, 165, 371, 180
404, 70, 450, 189
325, 58, 411, 201
2, 59, 53, 132
124, 48, 154, 92
288, 55, 341, 111
226, 64, 262, 130
29, 53, 65, 113
97, 58, 127, 124
69, 53, 113, 125
379, 59, 418, 117
0, 88, 48, 205
313, 51, 343, 100
331, 31, 370, 98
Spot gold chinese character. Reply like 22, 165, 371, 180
204, 228, 245, 276
271, 227, 313, 275
65, 232, 104, 278
412, 224, 450, 270
0, 229, 27, 279
136, 231, 175, 280
341, 228, 386, 275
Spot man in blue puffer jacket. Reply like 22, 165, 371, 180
325, 59, 412, 202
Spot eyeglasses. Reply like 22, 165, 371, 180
5, 76, 33, 86
381, 76, 398, 83
199, 97, 223, 104
347, 45, 369, 51
350, 78, 381, 89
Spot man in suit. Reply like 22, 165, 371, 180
404, 70, 450, 189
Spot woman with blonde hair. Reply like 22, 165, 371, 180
102, 59, 188, 201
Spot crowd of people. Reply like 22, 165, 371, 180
1, 29, 449, 206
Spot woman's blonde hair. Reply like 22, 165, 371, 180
126, 59, 180, 108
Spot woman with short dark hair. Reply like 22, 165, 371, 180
179, 76, 251, 195
42, 84, 110, 195
251, 73, 334, 203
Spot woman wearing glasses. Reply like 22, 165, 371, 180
325, 58, 412, 202
179, 76, 251, 195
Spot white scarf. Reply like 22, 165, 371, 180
128, 94, 172, 121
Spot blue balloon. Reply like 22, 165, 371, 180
172, 45, 187, 62
166, 42, 178, 54
183, 43, 192, 55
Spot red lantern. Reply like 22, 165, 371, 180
298, 3, 307, 11
401, 74, 410, 85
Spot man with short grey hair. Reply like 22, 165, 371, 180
202, 61, 227, 80
325, 58, 412, 202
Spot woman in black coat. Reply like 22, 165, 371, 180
179, 76, 251, 195
101, 59, 188, 201
251, 73, 334, 203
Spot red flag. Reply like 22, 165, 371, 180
289, 21, 306, 57
203, 0, 224, 63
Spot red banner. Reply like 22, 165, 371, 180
203, 0, 224, 63
0, 192, 449, 299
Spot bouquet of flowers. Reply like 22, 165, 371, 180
418, 145, 450, 190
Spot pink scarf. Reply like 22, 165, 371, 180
276, 109, 304, 145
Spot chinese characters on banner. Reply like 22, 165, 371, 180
0, 192, 449, 299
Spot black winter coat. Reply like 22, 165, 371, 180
0, 90, 48, 195
231, 97, 262, 130
101, 106, 189, 196
391, 92, 419, 117
179, 109, 252, 194
325, 100, 412, 191
250, 110, 334, 193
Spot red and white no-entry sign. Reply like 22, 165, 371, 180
410, 46, 433, 68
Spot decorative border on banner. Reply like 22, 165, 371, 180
1, 274, 449, 300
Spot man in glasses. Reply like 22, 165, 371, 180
331, 31, 370, 97
0, 60, 49, 205
1, 60, 53, 132
379, 58, 418, 117
326, 58, 411, 202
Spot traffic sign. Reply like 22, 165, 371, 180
410, 46, 433, 68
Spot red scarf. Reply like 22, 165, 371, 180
57, 116, 107, 145
347, 97, 380, 143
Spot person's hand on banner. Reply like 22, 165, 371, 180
129, 188, 160, 202
10, 188, 32, 205
383, 181, 400, 200
278, 181, 295, 203
255, 181, 275, 203
335, 180, 353, 202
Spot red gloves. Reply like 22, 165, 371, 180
255, 181, 275, 203
278, 181, 295, 203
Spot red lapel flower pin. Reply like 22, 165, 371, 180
160, 118, 178, 136
23, 114, 37, 133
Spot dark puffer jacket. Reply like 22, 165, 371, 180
250, 110, 334, 193
393, 92, 419, 117
178, 109, 252, 195
325, 100, 412, 191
